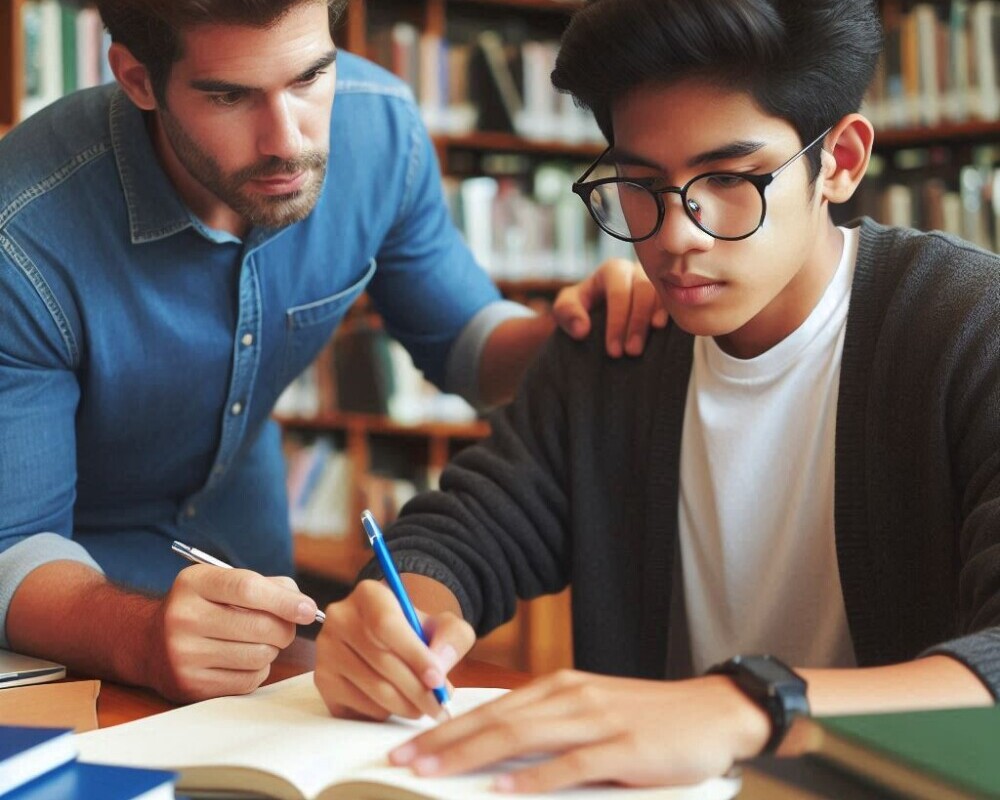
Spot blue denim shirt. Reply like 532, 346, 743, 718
0, 54, 526, 644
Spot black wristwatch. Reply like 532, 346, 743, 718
706, 654, 810, 754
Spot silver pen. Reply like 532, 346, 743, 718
171, 540, 326, 624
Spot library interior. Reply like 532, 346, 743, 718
1, 2, 1000, 799
2, 0, 999, 677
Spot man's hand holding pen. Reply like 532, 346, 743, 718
147, 563, 320, 703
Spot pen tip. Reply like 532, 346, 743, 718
437, 700, 454, 722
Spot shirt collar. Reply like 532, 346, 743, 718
109, 88, 196, 245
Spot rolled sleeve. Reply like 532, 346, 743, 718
0, 533, 102, 648
443, 300, 536, 407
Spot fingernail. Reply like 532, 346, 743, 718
423, 667, 444, 688
433, 644, 458, 671
297, 601, 315, 620
390, 743, 416, 765
627, 335, 642, 354
493, 774, 516, 793
653, 311, 669, 327
413, 756, 440, 775
570, 320, 586, 337
608, 342, 622, 358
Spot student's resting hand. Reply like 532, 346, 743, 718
149, 565, 318, 702
553, 258, 669, 357
314, 580, 474, 721
388, 670, 770, 793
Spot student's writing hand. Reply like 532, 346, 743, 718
314, 579, 474, 721
389, 670, 770, 793
148, 565, 318, 703
553, 258, 668, 357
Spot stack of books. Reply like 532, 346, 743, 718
0, 725, 175, 800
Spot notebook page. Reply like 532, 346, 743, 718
76, 674, 739, 800
77, 674, 472, 798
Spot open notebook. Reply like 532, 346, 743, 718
76, 673, 740, 800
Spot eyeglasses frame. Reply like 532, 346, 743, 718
571, 126, 834, 243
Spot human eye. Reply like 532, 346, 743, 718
296, 68, 330, 88
705, 174, 749, 189
209, 91, 245, 107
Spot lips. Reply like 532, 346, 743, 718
248, 171, 308, 195
658, 273, 724, 306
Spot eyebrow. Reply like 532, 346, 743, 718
190, 49, 337, 93
608, 139, 768, 171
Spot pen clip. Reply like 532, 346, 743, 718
360, 509, 381, 545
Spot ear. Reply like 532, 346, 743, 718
819, 114, 874, 204
107, 42, 159, 111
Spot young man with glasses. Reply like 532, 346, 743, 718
315, 0, 1000, 790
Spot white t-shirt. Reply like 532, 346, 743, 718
677, 226, 860, 675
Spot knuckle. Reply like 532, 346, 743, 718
551, 668, 580, 689
369, 679, 406, 713
239, 666, 270, 695
245, 643, 280, 669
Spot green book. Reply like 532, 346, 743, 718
799, 707, 1000, 799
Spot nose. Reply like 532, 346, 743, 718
257, 95, 303, 161
652, 193, 715, 255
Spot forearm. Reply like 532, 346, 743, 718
478, 313, 556, 407
776, 655, 993, 756
802, 654, 993, 716
6, 560, 158, 688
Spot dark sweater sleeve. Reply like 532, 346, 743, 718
357, 331, 575, 635
918, 239, 1000, 698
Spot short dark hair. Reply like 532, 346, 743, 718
96, 0, 349, 105
551, 0, 882, 177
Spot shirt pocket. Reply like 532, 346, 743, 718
279, 258, 376, 389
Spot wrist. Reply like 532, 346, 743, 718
707, 654, 810, 756
705, 675, 772, 759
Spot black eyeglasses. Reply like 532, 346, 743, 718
572, 127, 833, 243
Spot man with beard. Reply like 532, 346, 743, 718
0, 0, 661, 702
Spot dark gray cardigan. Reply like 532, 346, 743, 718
364, 218, 1000, 696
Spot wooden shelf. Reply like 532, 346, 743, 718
433, 132, 603, 160
276, 410, 491, 440
874, 120, 1000, 149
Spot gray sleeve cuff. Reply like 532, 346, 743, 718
444, 300, 536, 409
0, 533, 103, 649
922, 629, 1000, 701
356, 552, 475, 624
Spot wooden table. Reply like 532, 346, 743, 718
97, 638, 532, 727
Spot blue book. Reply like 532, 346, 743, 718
5, 761, 175, 800
0, 725, 76, 796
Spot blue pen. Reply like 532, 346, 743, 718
361, 509, 453, 718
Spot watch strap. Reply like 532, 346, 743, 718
707, 654, 810, 754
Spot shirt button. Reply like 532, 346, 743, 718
186, 505, 197, 518
213, 465, 225, 477
231, 402, 243, 416
241, 333, 254, 347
